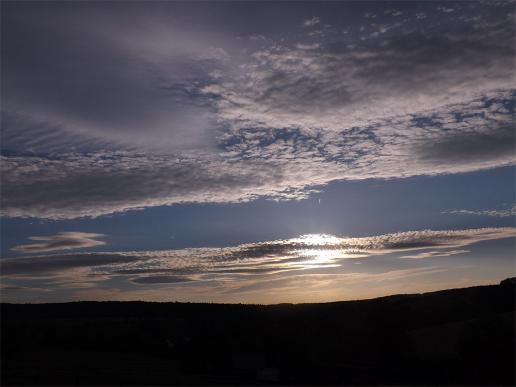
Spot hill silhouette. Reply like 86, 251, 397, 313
2, 279, 515, 386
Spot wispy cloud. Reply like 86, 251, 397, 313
443, 205, 516, 218
399, 249, 469, 259
1, 4, 229, 152
11, 232, 106, 253
2, 228, 514, 302
303, 17, 321, 27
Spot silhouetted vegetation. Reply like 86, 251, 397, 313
2, 279, 515, 386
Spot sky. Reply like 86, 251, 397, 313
1, 0, 515, 304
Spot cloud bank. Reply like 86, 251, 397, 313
1, 91, 514, 219
2, 227, 514, 303
1, 2, 514, 219
202, 37, 513, 132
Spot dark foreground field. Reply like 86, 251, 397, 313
2, 279, 515, 386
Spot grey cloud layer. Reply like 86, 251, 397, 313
2, 92, 513, 219
1, 2, 515, 219
1, 3, 231, 151
202, 37, 513, 132
2, 227, 514, 302
0, 153, 313, 219
201, 3, 514, 132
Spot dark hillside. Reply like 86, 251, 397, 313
2, 279, 515, 386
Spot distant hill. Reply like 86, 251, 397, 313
2, 279, 515, 386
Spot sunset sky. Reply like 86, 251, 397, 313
1, 1, 515, 303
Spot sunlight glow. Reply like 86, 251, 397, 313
292, 234, 343, 246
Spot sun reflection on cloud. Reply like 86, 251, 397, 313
287, 234, 366, 269
294, 248, 346, 267
2, 228, 515, 304
292, 234, 343, 246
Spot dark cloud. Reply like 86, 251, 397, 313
204, 23, 513, 131
0, 253, 143, 276
0, 111, 114, 155
1, 2, 227, 151
416, 124, 515, 164
0, 153, 294, 219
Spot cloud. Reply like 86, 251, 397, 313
437, 6, 455, 13
252, 228, 516, 255
202, 30, 514, 133
10, 232, 106, 253
0, 151, 321, 219
414, 123, 514, 164
1, 2, 515, 219
1, 3, 231, 152
443, 205, 516, 218
2, 90, 514, 220
399, 250, 469, 259
220, 267, 448, 296
303, 17, 321, 27
131, 275, 195, 284
2, 227, 513, 303
2, 227, 513, 281
1, 252, 140, 276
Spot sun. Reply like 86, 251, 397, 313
284, 234, 348, 268
293, 234, 342, 246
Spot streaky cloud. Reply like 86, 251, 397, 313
2, 228, 514, 295
444, 205, 516, 218
11, 232, 106, 253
